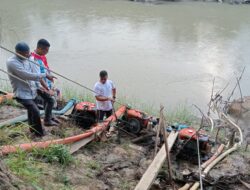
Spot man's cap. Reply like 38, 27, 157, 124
15, 42, 30, 52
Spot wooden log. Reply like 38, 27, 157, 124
178, 183, 192, 190
134, 131, 178, 190
190, 182, 199, 190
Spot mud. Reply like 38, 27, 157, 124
0, 105, 26, 123
1, 102, 250, 189
73, 138, 153, 190
172, 150, 250, 189
0, 102, 154, 189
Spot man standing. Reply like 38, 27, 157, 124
30, 39, 60, 125
94, 70, 116, 121
6, 42, 55, 137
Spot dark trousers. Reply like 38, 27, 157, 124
37, 89, 54, 122
16, 98, 44, 136
16, 91, 54, 136
97, 110, 113, 121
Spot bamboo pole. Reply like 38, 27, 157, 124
159, 106, 175, 189
190, 182, 200, 190
178, 183, 192, 190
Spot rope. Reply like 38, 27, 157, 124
0, 68, 29, 85
0, 45, 125, 106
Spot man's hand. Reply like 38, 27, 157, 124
108, 97, 115, 103
46, 74, 57, 82
48, 89, 55, 96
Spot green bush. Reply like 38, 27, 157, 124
33, 144, 74, 166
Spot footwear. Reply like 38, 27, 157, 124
44, 120, 59, 126
52, 117, 61, 124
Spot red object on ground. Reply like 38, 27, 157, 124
127, 109, 149, 127
0, 93, 14, 104
0, 106, 127, 155
74, 102, 96, 111
179, 127, 198, 140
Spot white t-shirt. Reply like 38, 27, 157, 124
94, 80, 115, 111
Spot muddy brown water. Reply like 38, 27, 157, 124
0, 0, 250, 110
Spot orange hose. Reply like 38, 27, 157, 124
0, 106, 126, 155
0, 93, 14, 104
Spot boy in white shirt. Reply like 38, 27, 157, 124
94, 70, 116, 121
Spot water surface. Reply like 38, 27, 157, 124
0, 0, 250, 110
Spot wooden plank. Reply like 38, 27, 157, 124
134, 131, 178, 190
69, 131, 102, 154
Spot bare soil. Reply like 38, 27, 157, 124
0, 104, 250, 190
0, 105, 26, 123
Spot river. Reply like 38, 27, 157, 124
0, 0, 250, 110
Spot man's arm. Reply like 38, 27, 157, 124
95, 95, 112, 102
7, 61, 46, 81
40, 79, 49, 91
94, 84, 112, 102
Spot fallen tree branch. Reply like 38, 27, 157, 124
190, 182, 200, 190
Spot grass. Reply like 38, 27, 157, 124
85, 140, 111, 151
4, 144, 74, 189
0, 80, 21, 107
62, 85, 95, 103
55, 170, 71, 187
32, 144, 74, 166
0, 79, 12, 92
4, 149, 43, 187
0, 80, 194, 124
118, 179, 133, 190
165, 104, 196, 125
0, 123, 30, 145
85, 160, 101, 171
